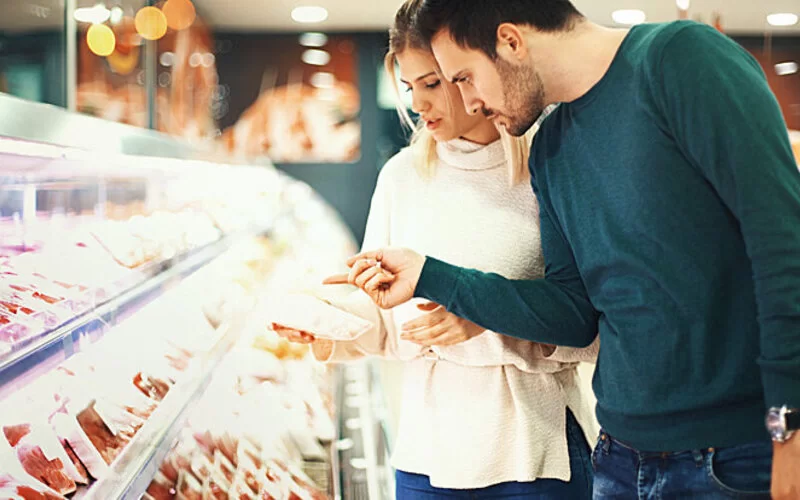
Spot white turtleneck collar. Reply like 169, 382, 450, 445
436, 137, 506, 171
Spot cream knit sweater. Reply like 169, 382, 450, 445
315, 138, 599, 489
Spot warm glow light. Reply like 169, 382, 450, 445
299, 32, 328, 47
676, 0, 690, 10
162, 0, 196, 31
767, 13, 799, 27
87, 23, 116, 56
775, 61, 799, 76
612, 9, 646, 25
310, 71, 335, 89
74, 4, 110, 24
291, 6, 328, 24
302, 49, 331, 66
109, 6, 123, 24
135, 6, 168, 40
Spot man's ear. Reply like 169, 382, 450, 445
496, 23, 529, 62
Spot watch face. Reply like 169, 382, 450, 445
767, 409, 786, 440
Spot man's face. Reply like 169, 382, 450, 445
431, 29, 546, 137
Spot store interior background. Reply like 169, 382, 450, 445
1, 0, 799, 244
0, 0, 799, 460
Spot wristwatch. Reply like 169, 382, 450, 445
766, 406, 800, 443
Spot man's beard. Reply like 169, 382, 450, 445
495, 57, 546, 137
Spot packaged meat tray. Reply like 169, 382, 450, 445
0, 473, 65, 500
268, 294, 373, 342
2, 425, 76, 495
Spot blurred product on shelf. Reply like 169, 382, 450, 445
77, 13, 217, 141
0, 134, 357, 498
220, 82, 361, 163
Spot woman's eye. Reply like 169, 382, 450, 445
425, 81, 441, 89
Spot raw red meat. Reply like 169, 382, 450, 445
60, 441, 89, 485
76, 404, 130, 465
4, 424, 32, 447
0, 474, 64, 500
133, 372, 171, 401
51, 412, 108, 480
14, 442, 76, 495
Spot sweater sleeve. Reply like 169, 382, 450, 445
546, 335, 600, 364
312, 161, 395, 363
415, 186, 600, 348
650, 24, 800, 408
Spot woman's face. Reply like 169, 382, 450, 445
396, 49, 490, 142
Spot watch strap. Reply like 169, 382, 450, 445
786, 409, 800, 432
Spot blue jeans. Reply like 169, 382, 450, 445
592, 430, 772, 499
395, 410, 593, 499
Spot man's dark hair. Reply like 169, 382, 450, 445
414, 0, 583, 59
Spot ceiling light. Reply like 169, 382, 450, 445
767, 13, 798, 27
775, 61, 799, 76
291, 6, 328, 24
302, 49, 330, 66
300, 32, 328, 47
676, 0, 690, 10
109, 6, 123, 24
74, 4, 110, 24
310, 71, 335, 89
612, 9, 646, 25
159, 51, 174, 67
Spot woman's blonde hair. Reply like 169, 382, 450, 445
384, 0, 533, 185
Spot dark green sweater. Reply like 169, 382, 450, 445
414, 21, 800, 451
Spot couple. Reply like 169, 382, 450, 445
279, 0, 800, 498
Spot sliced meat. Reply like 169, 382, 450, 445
76, 403, 130, 465
60, 440, 89, 485
14, 442, 76, 496
0, 474, 65, 500
4, 424, 32, 447
51, 412, 108, 480
133, 372, 171, 402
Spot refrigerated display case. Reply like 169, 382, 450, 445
0, 131, 396, 499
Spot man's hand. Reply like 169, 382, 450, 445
323, 248, 426, 309
772, 433, 800, 499
400, 302, 485, 346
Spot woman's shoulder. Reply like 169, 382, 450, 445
376, 146, 419, 187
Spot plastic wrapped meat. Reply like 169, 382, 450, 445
228, 474, 257, 500
202, 474, 229, 500
75, 403, 131, 465
60, 441, 89, 485
176, 471, 203, 500
133, 372, 172, 402
146, 470, 177, 500
51, 413, 108, 480
2, 423, 83, 495
3, 424, 31, 447
0, 474, 65, 500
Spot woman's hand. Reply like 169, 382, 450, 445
400, 302, 485, 346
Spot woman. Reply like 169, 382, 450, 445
273, 1, 598, 497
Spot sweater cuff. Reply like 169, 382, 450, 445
761, 365, 800, 409
414, 257, 462, 308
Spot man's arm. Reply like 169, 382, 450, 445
415, 199, 600, 348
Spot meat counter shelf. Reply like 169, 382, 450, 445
0, 222, 276, 399
74, 317, 247, 500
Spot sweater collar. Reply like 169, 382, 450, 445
436, 138, 506, 171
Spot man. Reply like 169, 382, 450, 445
328, 0, 800, 498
